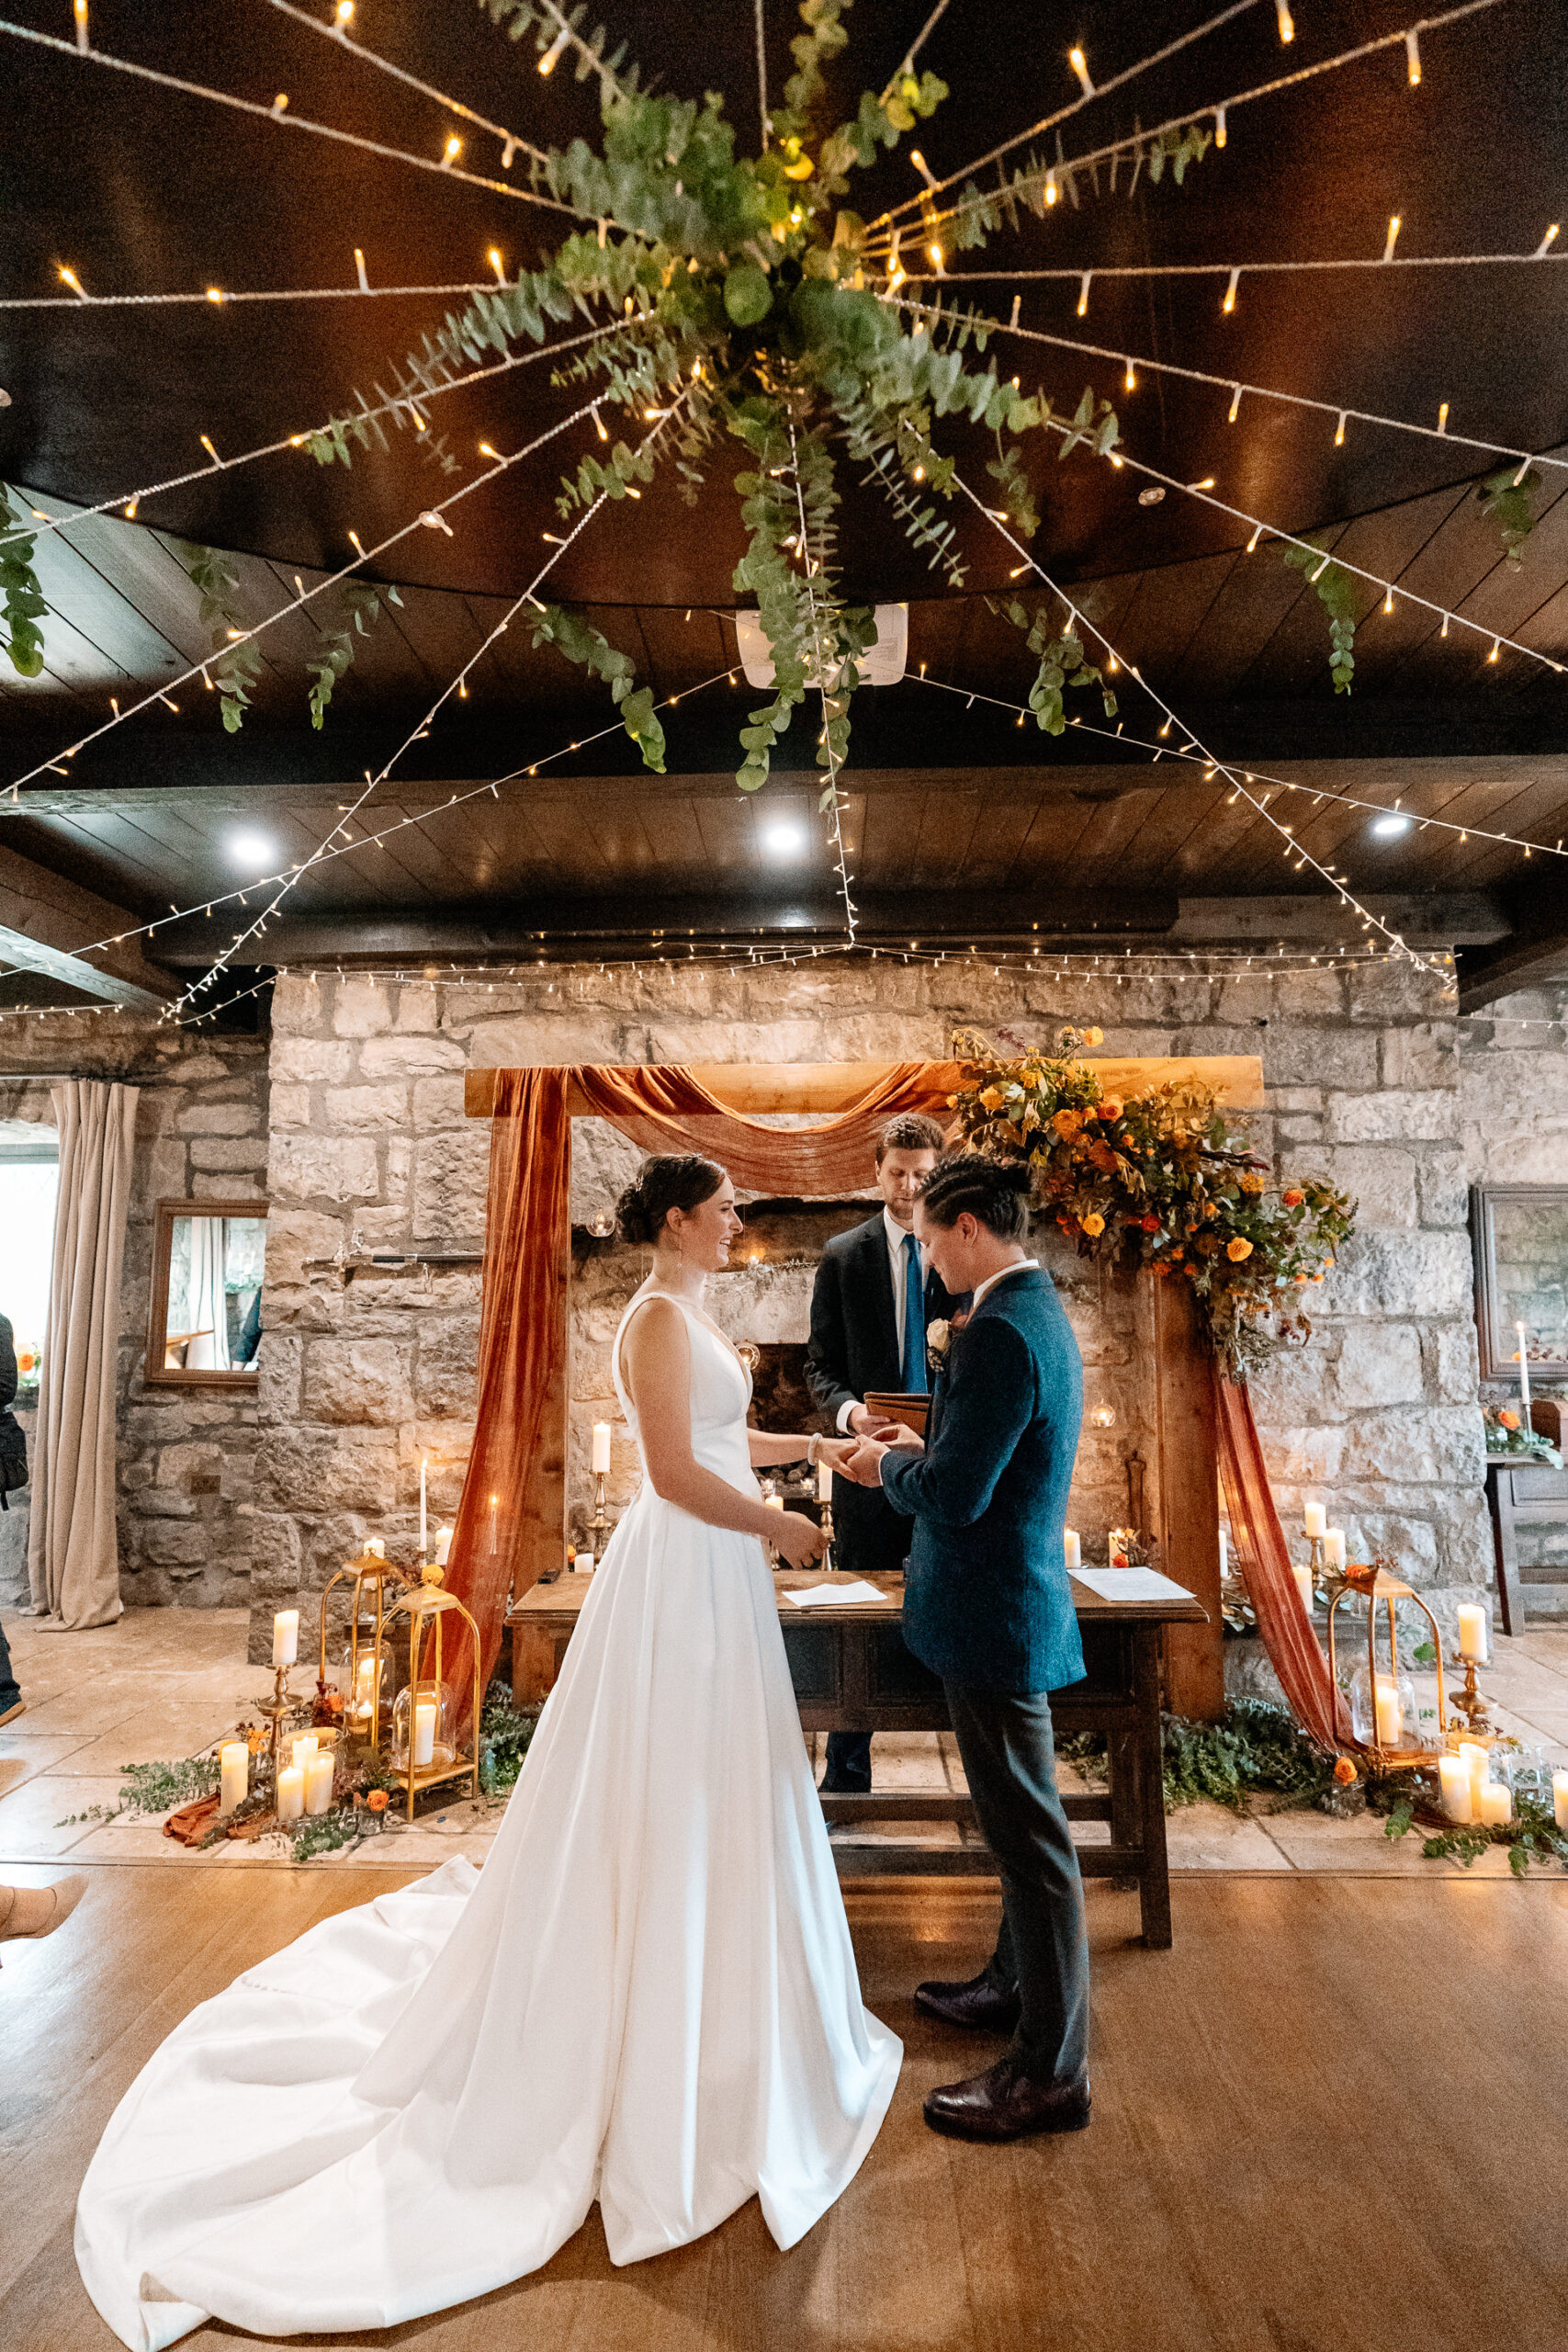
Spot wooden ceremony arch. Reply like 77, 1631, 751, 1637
457, 1054, 1268, 1722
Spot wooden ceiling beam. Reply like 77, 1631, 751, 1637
0, 841, 175, 1009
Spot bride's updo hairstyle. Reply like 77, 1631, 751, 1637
917, 1150, 1032, 1240
615, 1153, 727, 1245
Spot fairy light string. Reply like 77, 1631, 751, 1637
0, 17, 599, 220
257, 0, 551, 172
0, 277, 499, 311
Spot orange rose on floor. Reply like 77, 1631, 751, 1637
1333, 1757, 1358, 1785
367, 1789, 389, 1812
1281, 1187, 1304, 1207
1080, 1213, 1105, 1237
1225, 1237, 1253, 1261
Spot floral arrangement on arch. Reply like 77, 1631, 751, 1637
946, 1026, 1356, 1377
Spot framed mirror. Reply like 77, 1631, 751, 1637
145, 1199, 267, 1387
1472, 1185, 1568, 1381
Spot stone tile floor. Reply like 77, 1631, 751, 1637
1, 1607, 1565, 1879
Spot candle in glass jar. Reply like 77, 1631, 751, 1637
1457, 1602, 1488, 1662
1292, 1562, 1314, 1614
1303, 1500, 1326, 1540
1553, 1770, 1568, 1834
1438, 1754, 1472, 1822
818, 1453, 834, 1503
1478, 1779, 1511, 1826
592, 1420, 613, 1475
1064, 1529, 1081, 1571
1324, 1528, 1346, 1570
290, 1732, 318, 1773
219, 1739, 249, 1814
764, 1491, 784, 1511
304, 1753, 334, 1815
1373, 1679, 1402, 1747
272, 1609, 299, 1668
412, 1698, 436, 1769
276, 1765, 304, 1821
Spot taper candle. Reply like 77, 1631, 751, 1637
419, 1453, 428, 1561
1218, 1528, 1228, 1577
219, 1739, 249, 1814
592, 1420, 612, 1475
272, 1609, 299, 1668
304, 1753, 334, 1816
276, 1765, 304, 1822
1516, 1321, 1531, 1421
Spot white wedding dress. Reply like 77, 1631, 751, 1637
76, 1287, 901, 2348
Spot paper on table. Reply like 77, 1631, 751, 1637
1071, 1566, 1197, 1603
784, 1578, 886, 1609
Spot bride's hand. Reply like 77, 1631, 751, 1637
770, 1511, 826, 1570
813, 1438, 860, 1478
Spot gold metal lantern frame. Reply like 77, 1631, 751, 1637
1326, 1567, 1449, 1772
383, 1564, 483, 1819
318, 1547, 408, 1755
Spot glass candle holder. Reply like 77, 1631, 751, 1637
1348, 1664, 1419, 1752
390, 1679, 456, 1773
341, 1639, 394, 1736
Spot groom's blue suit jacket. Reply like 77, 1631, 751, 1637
880, 1265, 1085, 1697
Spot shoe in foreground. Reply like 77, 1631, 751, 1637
914, 1970, 1021, 2034
0, 1873, 88, 1945
923, 2054, 1090, 2143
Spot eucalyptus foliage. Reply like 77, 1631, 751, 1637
1280, 534, 1357, 695
0, 489, 47, 679
1476, 460, 1540, 567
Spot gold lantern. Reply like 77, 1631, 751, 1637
383, 1561, 482, 1819
1326, 1565, 1448, 1771
318, 1545, 408, 1756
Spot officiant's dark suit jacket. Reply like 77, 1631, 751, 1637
806, 1216, 962, 1579
881, 1267, 1085, 1695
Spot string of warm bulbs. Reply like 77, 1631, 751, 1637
902, 243, 1565, 304
0, 15, 598, 221
867, 0, 1508, 262
5, 380, 636, 805
948, 469, 1450, 977
896, 291, 1567, 478
1, 274, 498, 312
171, 399, 691, 1016
909, 672, 1568, 864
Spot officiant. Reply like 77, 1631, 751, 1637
806, 1113, 963, 1795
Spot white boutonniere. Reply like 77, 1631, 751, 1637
926, 1311, 966, 1377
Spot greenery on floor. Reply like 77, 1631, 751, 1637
1059, 1699, 1343, 1816
479, 1683, 540, 1796
59, 1755, 222, 1824
1383, 1792, 1568, 1877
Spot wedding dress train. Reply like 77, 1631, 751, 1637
75, 1290, 901, 2348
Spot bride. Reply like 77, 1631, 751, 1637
75, 1153, 901, 2349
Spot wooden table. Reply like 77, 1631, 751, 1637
508, 1567, 1206, 1949
1484, 1452, 1568, 1634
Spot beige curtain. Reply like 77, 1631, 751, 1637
28, 1080, 139, 1629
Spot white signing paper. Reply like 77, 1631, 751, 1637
784, 1578, 886, 1609
1070, 1566, 1197, 1604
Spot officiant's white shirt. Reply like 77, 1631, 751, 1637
835, 1207, 928, 1432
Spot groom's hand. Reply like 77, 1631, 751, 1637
840, 1438, 889, 1487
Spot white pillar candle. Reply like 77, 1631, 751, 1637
434, 1523, 453, 1567
1303, 1500, 1326, 1540
219, 1740, 249, 1815
1478, 1779, 1512, 1826
276, 1765, 305, 1821
817, 1453, 834, 1502
1438, 1754, 1472, 1822
1064, 1529, 1081, 1570
1553, 1770, 1568, 1834
1324, 1528, 1346, 1570
419, 1453, 428, 1560
366, 1536, 385, 1560
1459, 1740, 1489, 1811
763, 1491, 784, 1510
412, 1697, 437, 1769
592, 1420, 613, 1475
1457, 1602, 1488, 1662
290, 1732, 318, 1773
1292, 1562, 1314, 1614
1373, 1679, 1402, 1747
577, 1551, 594, 1577
304, 1753, 335, 1815
272, 1609, 299, 1668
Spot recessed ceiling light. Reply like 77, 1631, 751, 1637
1370, 813, 1412, 839
227, 830, 276, 869
763, 823, 806, 858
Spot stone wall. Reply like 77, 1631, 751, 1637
254, 954, 1497, 1657
0, 1009, 268, 1612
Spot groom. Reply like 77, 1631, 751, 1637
839, 1150, 1090, 2142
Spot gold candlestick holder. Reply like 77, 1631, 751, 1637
818, 1492, 838, 1575
1448, 1648, 1494, 1738
256, 1664, 294, 1792
586, 1468, 613, 1552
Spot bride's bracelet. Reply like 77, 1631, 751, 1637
806, 1433, 822, 1469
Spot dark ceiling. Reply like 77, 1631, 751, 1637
2, 0, 1567, 1008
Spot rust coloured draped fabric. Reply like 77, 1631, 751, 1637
442, 1061, 952, 1708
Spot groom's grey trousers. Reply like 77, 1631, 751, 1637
943, 1679, 1090, 2087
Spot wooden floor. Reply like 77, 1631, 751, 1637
2, 1868, 1565, 2352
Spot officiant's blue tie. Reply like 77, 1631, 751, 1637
901, 1231, 928, 1393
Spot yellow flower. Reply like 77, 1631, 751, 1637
1052, 1108, 1083, 1138
1239, 1170, 1266, 1195
979, 1085, 1008, 1112
1225, 1237, 1253, 1262
1080, 1213, 1105, 1237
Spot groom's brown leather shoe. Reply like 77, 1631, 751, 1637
914, 1971, 1021, 2034
923, 2055, 1091, 2143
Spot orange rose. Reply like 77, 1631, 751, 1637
1225, 1237, 1253, 1262
1333, 1757, 1358, 1786
1497, 1409, 1521, 1430
1093, 1097, 1122, 1122
1080, 1213, 1105, 1237
1281, 1187, 1304, 1208
1293, 1272, 1310, 1285
367, 1789, 389, 1812
17, 1349, 36, 1374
